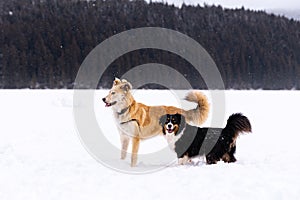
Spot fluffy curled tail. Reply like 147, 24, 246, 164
225, 113, 252, 137
183, 91, 210, 126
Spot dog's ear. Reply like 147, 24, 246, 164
159, 115, 167, 126
176, 113, 186, 133
113, 77, 121, 85
159, 115, 167, 134
120, 82, 132, 92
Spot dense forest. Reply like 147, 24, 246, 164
1, 0, 300, 89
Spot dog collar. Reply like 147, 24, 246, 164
117, 102, 134, 116
117, 106, 129, 115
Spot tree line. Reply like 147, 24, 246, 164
1, 0, 300, 89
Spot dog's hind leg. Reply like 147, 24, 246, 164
221, 146, 237, 163
206, 154, 218, 164
227, 145, 237, 162
120, 134, 130, 160
131, 137, 140, 167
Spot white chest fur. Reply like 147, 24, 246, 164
164, 128, 185, 150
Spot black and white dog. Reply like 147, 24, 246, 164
159, 113, 252, 165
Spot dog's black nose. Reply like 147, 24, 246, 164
102, 98, 106, 102
168, 124, 172, 128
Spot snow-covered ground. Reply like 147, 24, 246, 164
1, 90, 300, 199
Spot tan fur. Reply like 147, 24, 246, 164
221, 153, 231, 163
230, 135, 238, 149
103, 78, 210, 167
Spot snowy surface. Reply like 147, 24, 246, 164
1, 90, 300, 199
147, 0, 300, 20
147, 0, 300, 10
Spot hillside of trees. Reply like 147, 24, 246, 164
1, 0, 300, 89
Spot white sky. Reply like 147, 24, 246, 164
148, 0, 300, 10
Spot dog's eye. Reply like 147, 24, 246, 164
111, 91, 115, 95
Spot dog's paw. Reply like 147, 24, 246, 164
178, 155, 190, 165
121, 152, 127, 160
130, 161, 137, 167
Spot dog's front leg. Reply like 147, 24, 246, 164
178, 155, 190, 165
120, 134, 130, 160
131, 137, 140, 167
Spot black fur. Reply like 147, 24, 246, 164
160, 113, 252, 164
159, 113, 186, 135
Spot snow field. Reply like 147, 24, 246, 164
0, 90, 300, 199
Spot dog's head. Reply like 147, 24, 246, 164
102, 77, 132, 107
159, 113, 186, 136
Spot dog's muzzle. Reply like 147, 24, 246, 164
166, 123, 175, 133
102, 98, 116, 107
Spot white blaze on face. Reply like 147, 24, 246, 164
164, 122, 184, 151
166, 122, 174, 133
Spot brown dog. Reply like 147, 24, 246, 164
102, 78, 210, 167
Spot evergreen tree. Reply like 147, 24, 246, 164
0, 0, 300, 89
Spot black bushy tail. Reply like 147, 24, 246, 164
225, 113, 252, 137
206, 113, 252, 164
